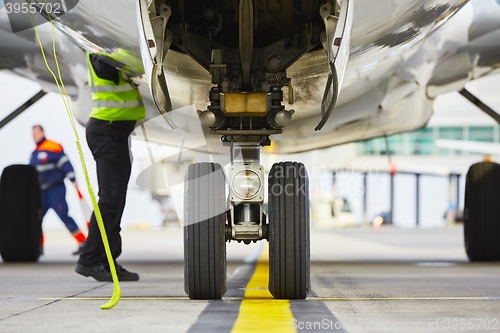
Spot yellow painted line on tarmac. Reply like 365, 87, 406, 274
231, 244, 295, 333
313, 297, 493, 301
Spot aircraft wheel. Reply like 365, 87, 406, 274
268, 161, 310, 299
184, 162, 227, 299
464, 162, 500, 261
0, 165, 42, 262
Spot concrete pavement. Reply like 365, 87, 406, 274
1, 225, 499, 332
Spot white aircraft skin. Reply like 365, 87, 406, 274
0, 0, 499, 155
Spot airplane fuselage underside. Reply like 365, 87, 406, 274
3, 0, 483, 153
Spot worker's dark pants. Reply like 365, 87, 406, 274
42, 183, 80, 234
78, 118, 136, 268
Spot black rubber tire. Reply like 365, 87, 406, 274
184, 162, 227, 299
464, 162, 500, 261
0, 165, 42, 262
268, 161, 310, 299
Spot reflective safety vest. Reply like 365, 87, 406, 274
87, 53, 146, 121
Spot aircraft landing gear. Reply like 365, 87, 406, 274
183, 87, 310, 299
184, 163, 227, 299
464, 162, 500, 261
183, 148, 310, 300
182, 0, 313, 299
268, 162, 310, 299
0, 165, 42, 262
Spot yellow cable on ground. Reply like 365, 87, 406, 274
29, 6, 121, 309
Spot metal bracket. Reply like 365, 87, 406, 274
150, 4, 174, 116
232, 222, 262, 241
151, 4, 172, 69
315, 0, 354, 131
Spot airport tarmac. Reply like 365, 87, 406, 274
1, 225, 499, 333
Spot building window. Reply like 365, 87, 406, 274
355, 126, 500, 156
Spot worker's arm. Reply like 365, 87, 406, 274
57, 152, 77, 183
89, 54, 121, 84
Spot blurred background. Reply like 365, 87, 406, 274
1, 71, 499, 231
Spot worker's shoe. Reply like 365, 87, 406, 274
75, 264, 112, 282
113, 265, 140, 282
72, 242, 86, 256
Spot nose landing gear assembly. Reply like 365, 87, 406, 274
184, 88, 310, 300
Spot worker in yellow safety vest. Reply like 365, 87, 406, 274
75, 50, 145, 282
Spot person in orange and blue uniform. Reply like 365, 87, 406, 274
29, 125, 86, 255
